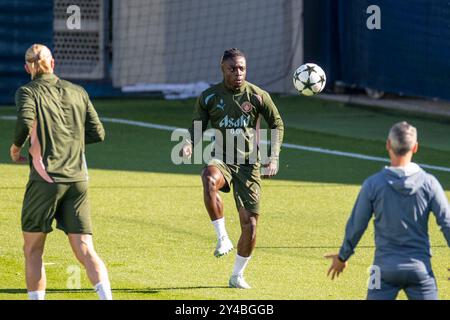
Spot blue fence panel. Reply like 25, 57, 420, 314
0, 0, 53, 105
337, 0, 450, 100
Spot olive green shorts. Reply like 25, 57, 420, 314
21, 180, 92, 234
206, 159, 261, 214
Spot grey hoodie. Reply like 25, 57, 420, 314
339, 163, 450, 267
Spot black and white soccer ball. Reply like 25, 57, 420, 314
293, 63, 326, 96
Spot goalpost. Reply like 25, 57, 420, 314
112, 0, 304, 95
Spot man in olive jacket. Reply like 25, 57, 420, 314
10, 44, 112, 300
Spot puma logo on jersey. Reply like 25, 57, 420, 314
216, 99, 225, 110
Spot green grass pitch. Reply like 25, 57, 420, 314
0, 95, 449, 300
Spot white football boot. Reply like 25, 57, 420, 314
228, 274, 251, 289
214, 236, 234, 257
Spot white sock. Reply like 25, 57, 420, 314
232, 254, 251, 276
212, 217, 228, 240
94, 281, 113, 300
28, 290, 45, 300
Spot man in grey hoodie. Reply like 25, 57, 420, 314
325, 121, 450, 300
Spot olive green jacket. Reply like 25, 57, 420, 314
14, 73, 105, 183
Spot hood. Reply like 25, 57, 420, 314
383, 163, 426, 195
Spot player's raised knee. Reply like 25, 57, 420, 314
203, 175, 218, 192
202, 169, 220, 192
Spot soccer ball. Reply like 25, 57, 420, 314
293, 63, 326, 96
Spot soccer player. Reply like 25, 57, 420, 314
326, 122, 450, 300
10, 44, 112, 300
182, 48, 284, 289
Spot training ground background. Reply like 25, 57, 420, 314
0, 95, 449, 300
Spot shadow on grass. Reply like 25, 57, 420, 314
0, 285, 230, 295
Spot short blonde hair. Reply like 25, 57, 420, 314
388, 121, 417, 156
25, 44, 53, 77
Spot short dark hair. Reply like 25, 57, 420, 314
221, 48, 245, 63
388, 121, 417, 156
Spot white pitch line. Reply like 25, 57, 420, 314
101, 117, 179, 131
281, 143, 450, 173
0, 115, 16, 121
2, 115, 450, 173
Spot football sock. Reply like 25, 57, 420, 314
212, 217, 228, 240
232, 254, 251, 276
94, 281, 113, 300
28, 290, 45, 300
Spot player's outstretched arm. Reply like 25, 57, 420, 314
180, 140, 193, 159
12, 87, 35, 163
84, 93, 105, 145
185, 94, 209, 158
261, 160, 279, 179
429, 176, 450, 247
328, 180, 373, 278
324, 253, 348, 280
10, 144, 27, 164
259, 92, 284, 178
